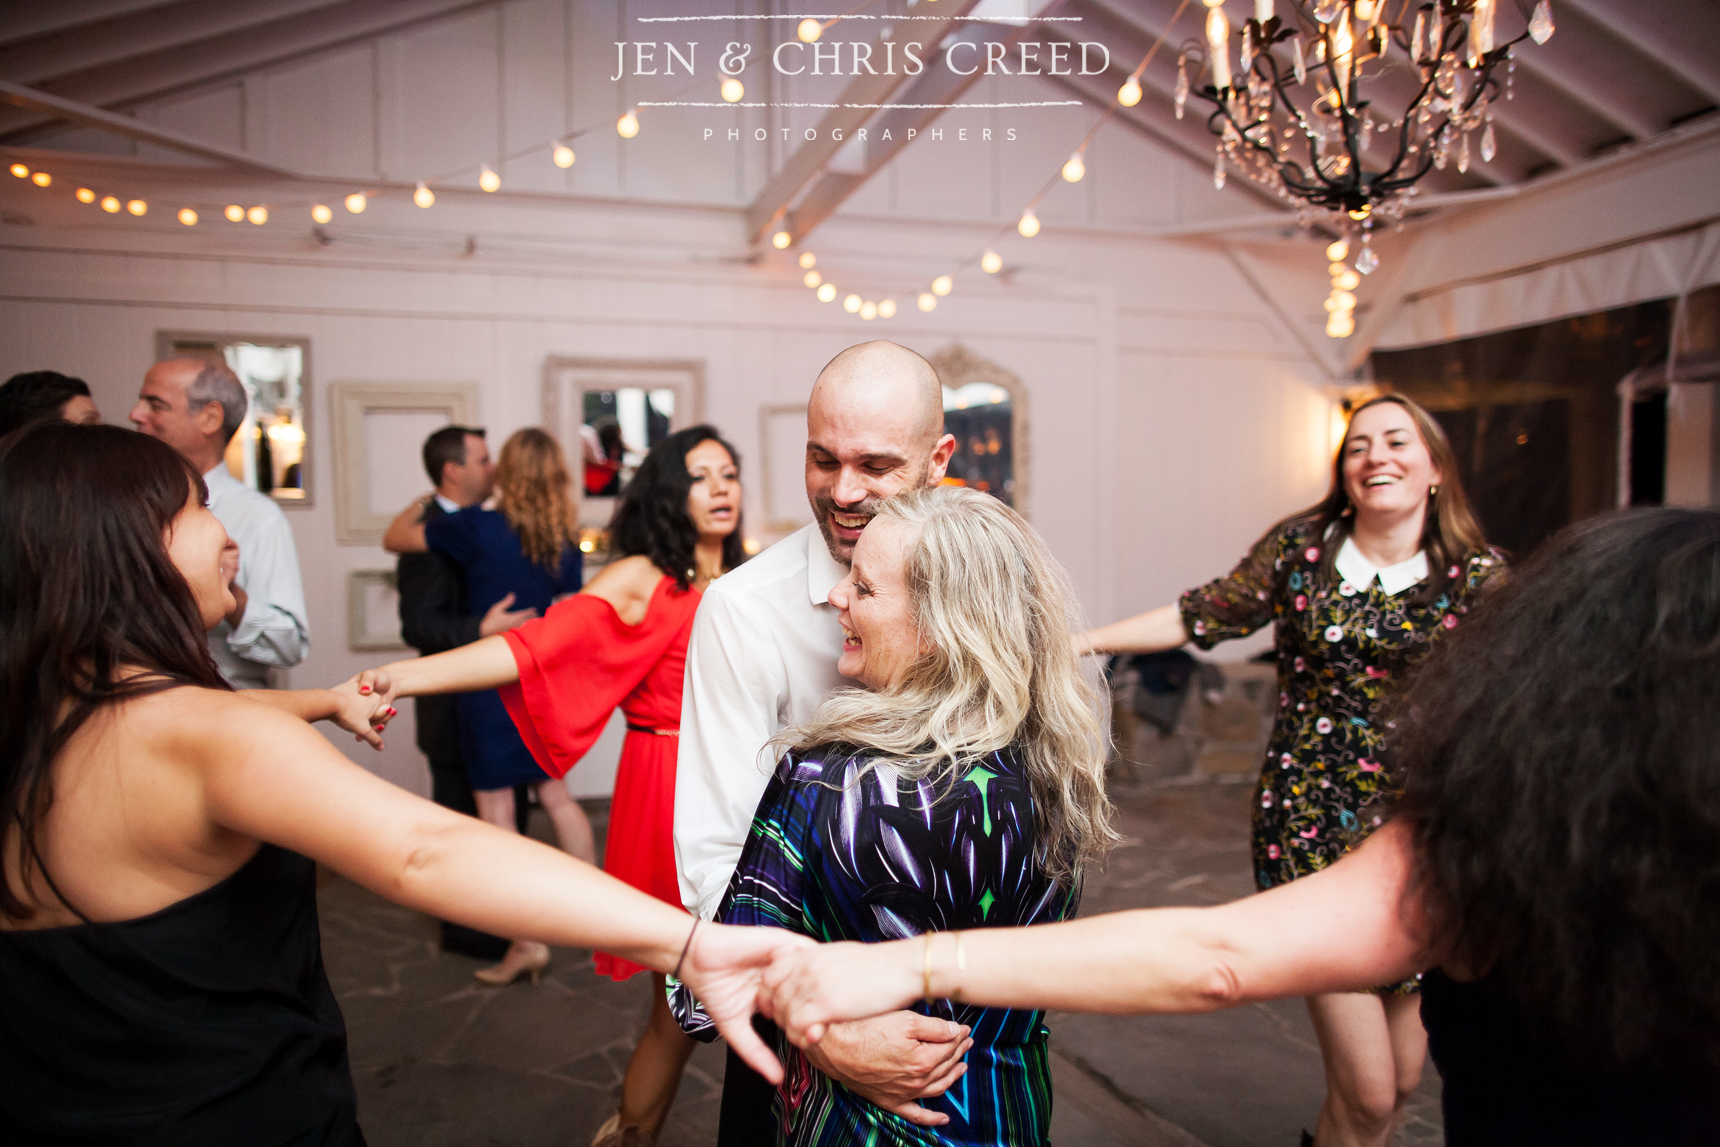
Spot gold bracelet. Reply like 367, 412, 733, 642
922, 933, 934, 1005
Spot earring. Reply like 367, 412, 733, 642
1429, 485, 1439, 498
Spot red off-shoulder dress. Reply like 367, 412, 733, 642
499, 574, 698, 981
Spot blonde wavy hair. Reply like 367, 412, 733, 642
780, 485, 1117, 881
494, 428, 577, 569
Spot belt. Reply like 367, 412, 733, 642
625, 722, 680, 737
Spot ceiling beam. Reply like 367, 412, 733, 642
1556, 0, 1720, 113
744, 0, 984, 243
0, 80, 300, 176
0, 0, 491, 140
0, 1, 197, 51
0, 0, 354, 88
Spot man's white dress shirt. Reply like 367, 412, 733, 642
1333, 536, 1430, 596
204, 464, 310, 689
674, 523, 848, 919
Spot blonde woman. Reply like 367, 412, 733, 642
384, 427, 595, 984
670, 485, 1115, 1146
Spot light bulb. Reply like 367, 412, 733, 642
1061, 153, 1086, 182
345, 192, 367, 214
817, 283, 837, 302
478, 166, 500, 193
879, 299, 897, 318
178, 207, 198, 226
981, 250, 1003, 274
126, 199, 147, 216
8, 163, 26, 178
931, 275, 953, 297
100, 196, 121, 213
798, 251, 816, 269
860, 300, 878, 321
414, 181, 435, 207
1119, 78, 1143, 107
1326, 290, 1357, 311
917, 292, 937, 312
617, 111, 640, 138
553, 143, 575, 168
720, 77, 745, 103
771, 230, 792, 249
1017, 210, 1041, 238
312, 204, 333, 224
804, 270, 821, 288
798, 18, 822, 43
1325, 238, 1350, 261
1333, 269, 1361, 290
30, 171, 50, 187
224, 204, 244, 221
1348, 203, 1372, 221
843, 294, 862, 313
75, 187, 95, 203
246, 205, 267, 224
1326, 313, 1356, 338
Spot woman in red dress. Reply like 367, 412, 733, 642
363, 425, 745, 1146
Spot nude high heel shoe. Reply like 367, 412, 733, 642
473, 940, 550, 986
590, 1113, 654, 1147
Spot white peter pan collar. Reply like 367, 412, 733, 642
1334, 536, 1429, 597
806, 525, 848, 607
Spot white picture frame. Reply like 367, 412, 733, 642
329, 382, 480, 546
346, 570, 407, 651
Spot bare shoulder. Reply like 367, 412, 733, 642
120, 685, 329, 758
580, 554, 666, 625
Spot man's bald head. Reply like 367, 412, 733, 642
804, 341, 956, 564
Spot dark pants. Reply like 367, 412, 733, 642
718, 1018, 781, 1146
427, 757, 526, 959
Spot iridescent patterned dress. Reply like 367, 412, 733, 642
1180, 516, 1504, 899
672, 744, 1076, 1147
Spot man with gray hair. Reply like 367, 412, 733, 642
131, 358, 309, 688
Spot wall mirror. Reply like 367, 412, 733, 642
930, 344, 1028, 512
156, 332, 311, 505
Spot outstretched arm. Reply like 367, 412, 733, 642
243, 680, 395, 750
1078, 604, 1189, 655
763, 822, 1439, 1047
382, 497, 432, 553
359, 633, 520, 705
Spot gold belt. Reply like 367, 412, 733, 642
625, 723, 680, 737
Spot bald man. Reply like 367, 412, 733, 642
674, 342, 960, 1143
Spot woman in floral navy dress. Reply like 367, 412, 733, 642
1082, 395, 1504, 1147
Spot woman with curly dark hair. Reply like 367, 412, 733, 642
763, 506, 1720, 1147
364, 424, 745, 1146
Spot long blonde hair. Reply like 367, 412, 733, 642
494, 428, 577, 569
780, 486, 1117, 881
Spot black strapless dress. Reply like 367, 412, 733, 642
0, 844, 363, 1146
1422, 969, 1719, 1146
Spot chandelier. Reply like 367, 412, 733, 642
1182, 0, 1555, 338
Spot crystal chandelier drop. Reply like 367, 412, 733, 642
1184, 0, 1555, 337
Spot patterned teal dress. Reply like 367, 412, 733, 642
671, 744, 1077, 1146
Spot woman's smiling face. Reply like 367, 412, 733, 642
827, 515, 929, 691
1342, 401, 1443, 522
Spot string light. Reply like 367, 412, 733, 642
1017, 210, 1040, 238
981, 250, 1003, 274
30, 171, 50, 187
246, 205, 267, 224
345, 192, 367, 214
931, 275, 952, 297
617, 111, 640, 138
798, 18, 823, 42
100, 196, 120, 213
1326, 238, 1350, 261
225, 204, 245, 221
414, 181, 436, 207
312, 204, 333, 223
817, 282, 837, 302
917, 292, 937, 312
878, 299, 897, 318
798, 252, 816, 270
1118, 78, 1143, 107
771, 230, 792, 249
843, 294, 862, 313
125, 199, 147, 216
75, 187, 95, 203
552, 143, 575, 168
478, 166, 500, 193
1061, 153, 1085, 182
8, 163, 26, 178
804, 270, 821, 288
860, 300, 878, 320
178, 207, 198, 226
720, 77, 745, 103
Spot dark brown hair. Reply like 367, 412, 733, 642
0, 423, 230, 921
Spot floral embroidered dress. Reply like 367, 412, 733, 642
1180, 517, 1504, 894
671, 744, 1077, 1147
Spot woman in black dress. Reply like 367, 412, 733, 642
765, 507, 1720, 1147
0, 423, 805, 1144
1080, 395, 1502, 1147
